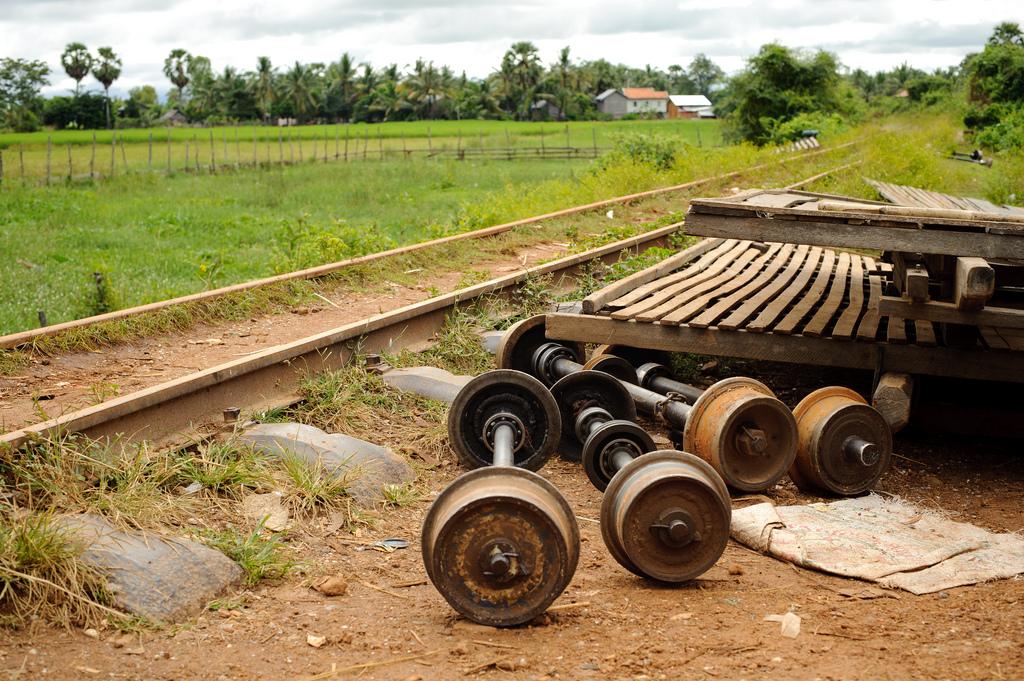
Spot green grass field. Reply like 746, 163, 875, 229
0, 119, 723, 185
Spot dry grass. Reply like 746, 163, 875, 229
0, 506, 117, 628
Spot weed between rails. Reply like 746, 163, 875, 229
202, 520, 293, 587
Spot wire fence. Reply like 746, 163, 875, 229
0, 124, 614, 189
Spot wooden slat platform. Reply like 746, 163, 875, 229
552, 238, 1024, 383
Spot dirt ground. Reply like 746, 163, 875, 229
2, 359, 1022, 681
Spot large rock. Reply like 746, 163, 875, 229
380, 365, 472, 404
239, 423, 414, 505
59, 514, 243, 623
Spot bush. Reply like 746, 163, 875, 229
600, 132, 680, 170
768, 112, 848, 144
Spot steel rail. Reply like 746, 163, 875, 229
0, 225, 681, 451
0, 142, 856, 351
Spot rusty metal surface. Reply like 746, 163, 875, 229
421, 467, 580, 626
447, 370, 561, 472
600, 450, 730, 583
791, 386, 893, 496
2, 228, 673, 452
682, 377, 797, 492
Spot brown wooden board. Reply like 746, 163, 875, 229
608, 239, 742, 310
831, 254, 866, 339
878, 297, 1024, 330
685, 211, 1024, 259
545, 313, 1024, 384
774, 249, 837, 335
716, 245, 811, 331
641, 246, 764, 323
855, 274, 884, 341
662, 243, 787, 326
746, 246, 822, 333
804, 252, 852, 338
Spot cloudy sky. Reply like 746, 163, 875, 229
1, 0, 1019, 98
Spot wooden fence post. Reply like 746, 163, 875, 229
592, 128, 598, 157
19, 144, 25, 185
45, 136, 52, 185
0, 149, 4, 190
288, 127, 295, 164
209, 129, 216, 172
110, 132, 116, 176
457, 129, 462, 160
362, 130, 368, 160
378, 127, 383, 161
234, 125, 241, 169
344, 125, 350, 161
324, 125, 330, 163
66, 144, 72, 181
427, 126, 432, 155
148, 131, 153, 170
185, 139, 190, 171
166, 128, 172, 173
334, 124, 340, 160
120, 134, 128, 169
91, 132, 97, 178
540, 126, 545, 157
194, 134, 200, 172
565, 124, 570, 156
278, 127, 283, 164
297, 126, 303, 162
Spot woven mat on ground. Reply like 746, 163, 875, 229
730, 496, 1024, 594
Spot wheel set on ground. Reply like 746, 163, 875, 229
424, 315, 894, 625
421, 370, 579, 627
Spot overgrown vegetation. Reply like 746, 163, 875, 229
963, 22, 1024, 150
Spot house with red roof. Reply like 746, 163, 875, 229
596, 87, 669, 119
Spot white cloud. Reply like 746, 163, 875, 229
0, 0, 1018, 98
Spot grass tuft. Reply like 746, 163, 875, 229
0, 507, 113, 628
0, 350, 29, 376
178, 440, 270, 498
202, 520, 292, 586
276, 454, 352, 516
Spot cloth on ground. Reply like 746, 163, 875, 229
729, 495, 1024, 594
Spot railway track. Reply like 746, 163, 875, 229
0, 141, 856, 352
0, 155, 862, 453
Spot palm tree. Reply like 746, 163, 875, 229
163, 49, 192, 104
252, 56, 276, 122
552, 46, 574, 120
406, 60, 448, 119
327, 53, 356, 121
504, 41, 542, 120
281, 62, 318, 123
61, 43, 92, 97
91, 47, 122, 129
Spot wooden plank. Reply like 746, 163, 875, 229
684, 212, 1024, 259
661, 243, 788, 327
887, 315, 907, 344
608, 239, 742, 309
545, 312, 1024, 384
611, 241, 754, 320
994, 326, 1024, 352
831, 255, 866, 339
633, 246, 764, 323
804, 252, 852, 338
774, 249, 837, 335
815, 199, 1024, 226
747, 247, 822, 333
715, 245, 811, 331
582, 238, 722, 314
878, 296, 1024, 330
872, 372, 913, 432
913, 319, 937, 346
953, 257, 995, 311
855, 275, 883, 341
679, 243, 796, 328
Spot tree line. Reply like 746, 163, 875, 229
0, 43, 725, 131
2, 24, 1021, 151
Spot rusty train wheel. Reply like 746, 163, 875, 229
550, 371, 637, 461
601, 450, 731, 583
791, 386, 893, 496
582, 354, 638, 384
421, 467, 580, 626
682, 377, 797, 492
495, 315, 583, 376
581, 420, 656, 491
447, 369, 561, 472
